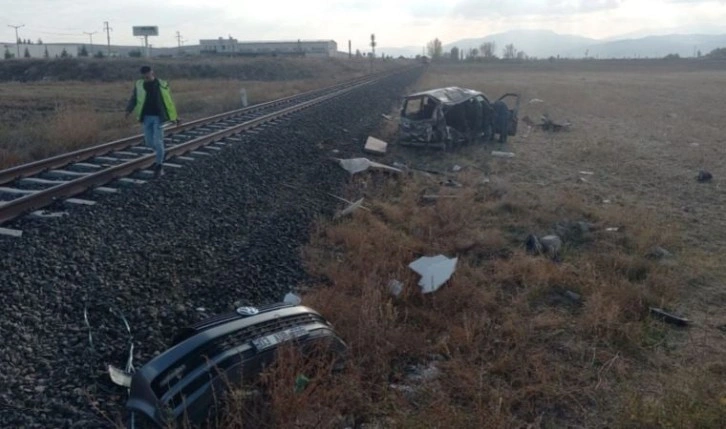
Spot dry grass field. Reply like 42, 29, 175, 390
0, 57, 381, 170
234, 60, 726, 428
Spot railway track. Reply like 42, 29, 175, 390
0, 68, 411, 233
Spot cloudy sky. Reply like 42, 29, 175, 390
2, 0, 726, 50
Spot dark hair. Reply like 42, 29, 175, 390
139, 65, 152, 74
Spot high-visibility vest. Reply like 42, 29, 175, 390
132, 79, 178, 121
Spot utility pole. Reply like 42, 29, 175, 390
370, 33, 376, 73
8, 24, 24, 58
348, 40, 352, 59
83, 31, 97, 55
176, 31, 183, 48
103, 21, 112, 56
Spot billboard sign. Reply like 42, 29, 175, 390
132, 26, 159, 36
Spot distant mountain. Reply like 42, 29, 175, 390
440, 29, 726, 59
443, 29, 597, 58
570, 34, 726, 59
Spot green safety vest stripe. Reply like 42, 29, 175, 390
132, 79, 178, 121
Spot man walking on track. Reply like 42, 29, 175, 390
125, 65, 179, 178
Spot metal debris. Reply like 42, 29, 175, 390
697, 170, 713, 183
650, 307, 689, 327
451, 165, 463, 172
108, 365, 132, 388
491, 151, 515, 158
334, 198, 365, 219
408, 255, 458, 294
528, 98, 545, 104
540, 114, 572, 132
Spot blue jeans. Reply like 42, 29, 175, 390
142, 115, 165, 165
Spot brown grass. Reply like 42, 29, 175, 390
211, 61, 726, 428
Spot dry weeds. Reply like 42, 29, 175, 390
216, 61, 726, 428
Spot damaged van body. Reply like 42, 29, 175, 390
398, 87, 520, 150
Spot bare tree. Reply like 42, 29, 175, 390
468, 48, 479, 59
450, 46, 460, 62
480, 42, 497, 59
426, 38, 443, 60
503, 43, 517, 60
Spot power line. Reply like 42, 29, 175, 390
8, 24, 24, 57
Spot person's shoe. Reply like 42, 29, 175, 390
153, 163, 164, 178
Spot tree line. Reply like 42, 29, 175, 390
425, 38, 527, 61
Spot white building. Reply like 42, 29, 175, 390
0, 43, 85, 59
199, 37, 338, 57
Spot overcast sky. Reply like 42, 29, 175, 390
2, 0, 726, 50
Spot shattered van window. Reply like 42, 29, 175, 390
403, 97, 424, 119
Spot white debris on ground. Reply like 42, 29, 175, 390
333, 198, 365, 219
364, 136, 388, 155
408, 255, 458, 293
284, 292, 302, 306
491, 151, 516, 158
336, 158, 403, 175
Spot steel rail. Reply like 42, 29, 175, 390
0, 70, 400, 225
0, 72, 388, 186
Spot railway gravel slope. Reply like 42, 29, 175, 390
0, 68, 421, 428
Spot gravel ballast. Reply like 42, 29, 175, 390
0, 68, 421, 428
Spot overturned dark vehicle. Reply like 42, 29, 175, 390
398, 87, 520, 150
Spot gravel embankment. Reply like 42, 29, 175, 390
0, 68, 421, 428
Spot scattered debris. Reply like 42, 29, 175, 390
527, 234, 562, 260
334, 197, 365, 219
540, 235, 563, 254
441, 179, 463, 188
525, 234, 543, 255
650, 307, 689, 327
381, 113, 393, 121
480, 177, 491, 185
492, 151, 516, 158
420, 194, 461, 202
195, 307, 207, 312
364, 136, 388, 155
579, 171, 594, 175
605, 227, 620, 232
697, 170, 713, 183
603, 199, 611, 204
540, 114, 572, 132
404, 362, 441, 383
528, 98, 545, 104
690, 142, 700, 147
408, 255, 458, 294
451, 164, 463, 172
388, 280, 404, 297
108, 365, 132, 388
646, 246, 673, 260
392, 161, 408, 170
564, 290, 582, 303
284, 292, 302, 306
336, 158, 402, 175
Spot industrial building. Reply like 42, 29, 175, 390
199, 37, 338, 57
